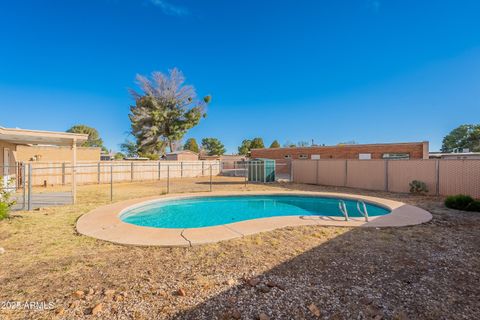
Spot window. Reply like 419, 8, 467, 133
284, 154, 291, 159
311, 154, 320, 160
299, 154, 308, 159
382, 153, 410, 160
358, 153, 372, 160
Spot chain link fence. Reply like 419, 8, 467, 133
2, 160, 278, 211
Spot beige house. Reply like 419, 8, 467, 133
164, 150, 199, 161
15, 145, 100, 162
0, 126, 89, 202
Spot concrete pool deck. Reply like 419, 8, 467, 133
76, 191, 432, 247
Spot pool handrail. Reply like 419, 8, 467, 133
338, 200, 349, 221
356, 200, 369, 222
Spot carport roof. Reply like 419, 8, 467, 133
0, 126, 88, 146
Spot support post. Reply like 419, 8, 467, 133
344, 160, 348, 186
264, 161, 266, 183
131, 162, 134, 181
110, 164, 113, 202
21, 162, 26, 210
202, 161, 205, 176
72, 139, 77, 204
435, 159, 440, 196
167, 165, 170, 194
316, 160, 319, 185
385, 160, 389, 192
97, 162, 101, 184
27, 164, 32, 211
210, 164, 213, 192
290, 160, 294, 182
181, 162, 183, 178
158, 162, 161, 180
244, 161, 248, 188
62, 162, 66, 185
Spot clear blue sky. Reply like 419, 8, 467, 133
1, 0, 479, 153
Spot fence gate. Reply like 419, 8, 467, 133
275, 159, 291, 181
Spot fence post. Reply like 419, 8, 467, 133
316, 160, 319, 185
167, 165, 170, 194
27, 163, 32, 211
385, 160, 389, 192
244, 161, 248, 187
435, 159, 440, 196
344, 160, 348, 186
290, 160, 294, 182
97, 162, 101, 184
202, 161, 205, 176
263, 161, 267, 183
158, 162, 161, 180
181, 162, 183, 178
131, 162, 134, 181
110, 164, 113, 202
62, 162, 66, 186
21, 162, 26, 210
210, 164, 213, 192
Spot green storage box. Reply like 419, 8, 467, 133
247, 159, 275, 182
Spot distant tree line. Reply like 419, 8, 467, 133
441, 124, 480, 152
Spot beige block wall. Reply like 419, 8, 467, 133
317, 160, 347, 186
292, 160, 317, 184
346, 160, 386, 190
388, 160, 437, 194
292, 159, 480, 198
439, 160, 480, 198
15, 145, 100, 162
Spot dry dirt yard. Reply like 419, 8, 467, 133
0, 178, 479, 320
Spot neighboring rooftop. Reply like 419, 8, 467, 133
166, 150, 198, 155
429, 152, 480, 159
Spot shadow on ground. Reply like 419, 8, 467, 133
195, 181, 248, 186
174, 199, 480, 319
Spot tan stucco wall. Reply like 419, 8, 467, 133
15, 145, 101, 162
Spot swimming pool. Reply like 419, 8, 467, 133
120, 195, 390, 228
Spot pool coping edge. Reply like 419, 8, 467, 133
76, 190, 432, 247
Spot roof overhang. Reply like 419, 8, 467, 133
0, 126, 88, 146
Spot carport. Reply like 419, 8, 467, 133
0, 126, 88, 205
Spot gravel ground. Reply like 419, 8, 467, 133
0, 181, 479, 320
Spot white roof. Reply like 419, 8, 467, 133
0, 126, 88, 146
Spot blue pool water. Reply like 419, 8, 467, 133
120, 195, 390, 228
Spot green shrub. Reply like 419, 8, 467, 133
0, 202, 9, 220
409, 180, 428, 194
444, 194, 475, 211
466, 200, 480, 212
0, 177, 16, 220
